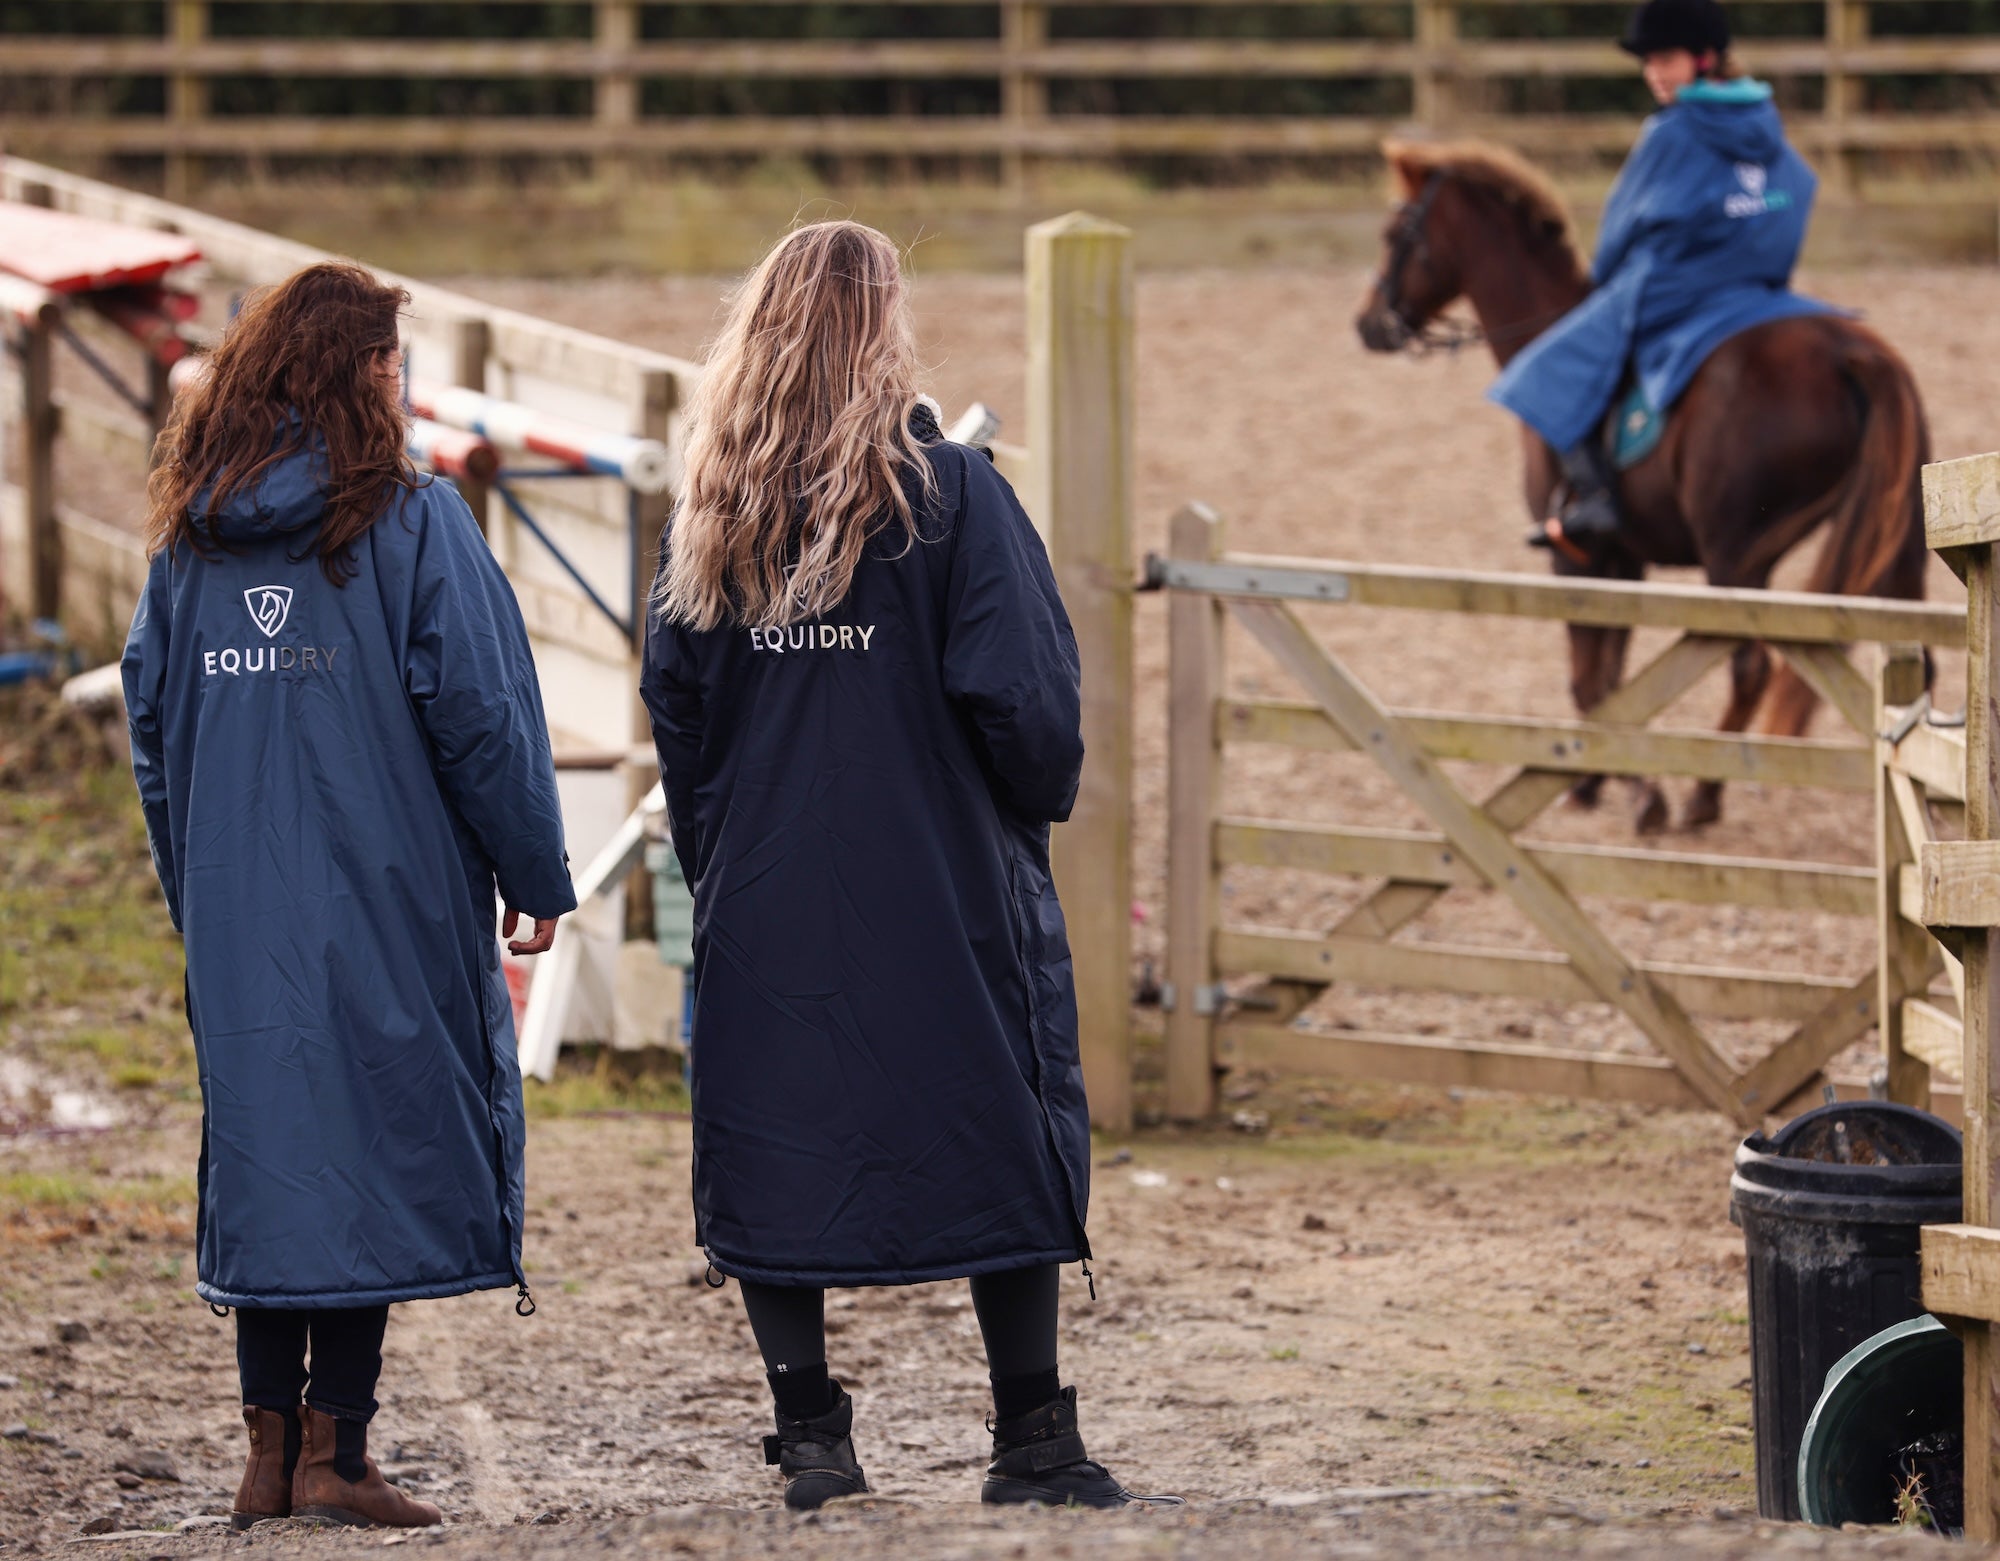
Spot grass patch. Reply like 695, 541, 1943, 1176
2, 723, 193, 1094
0, 1172, 101, 1213
0, 1168, 197, 1248
525, 1046, 689, 1119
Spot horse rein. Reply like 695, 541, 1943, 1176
1375, 171, 1570, 358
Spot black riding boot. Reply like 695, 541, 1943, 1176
763, 1380, 869, 1511
1545, 439, 1623, 558
980, 1387, 1185, 1510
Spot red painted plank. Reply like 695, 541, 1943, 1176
0, 201, 201, 294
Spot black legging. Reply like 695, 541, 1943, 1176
740, 1263, 1061, 1416
235, 1305, 390, 1422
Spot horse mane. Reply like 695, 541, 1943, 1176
1383, 139, 1584, 273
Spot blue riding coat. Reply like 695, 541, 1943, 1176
122, 448, 575, 1309
1489, 79, 1832, 453
640, 435, 1092, 1287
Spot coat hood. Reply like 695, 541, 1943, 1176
1671, 79, 1786, 165
194, 440, 329, 544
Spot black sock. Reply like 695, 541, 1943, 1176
279, 1407, 303, 1480
991, 1367, 1061, 1422
330, 1416, 369, 1484
767, 1362, 834, 1422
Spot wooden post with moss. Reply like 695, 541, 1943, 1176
1027, 212, 1134, 1133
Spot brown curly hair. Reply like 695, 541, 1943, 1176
145, 261, 416, 585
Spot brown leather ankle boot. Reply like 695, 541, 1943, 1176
232, 1405, 298, 1528
292, 1406, 440, 1528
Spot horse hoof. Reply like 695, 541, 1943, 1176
1680, 795, 1721, 830
1634, 792, 1671, 835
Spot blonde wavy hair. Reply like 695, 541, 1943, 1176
656, 220, 935, 632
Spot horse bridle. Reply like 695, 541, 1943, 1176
1376, 173, 1482, 356
1375, 171, 1565, 357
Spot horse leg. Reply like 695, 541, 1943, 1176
1564, 624, 1615, 810
1565, 624, 1667, 829
1682, 641, 1772, 829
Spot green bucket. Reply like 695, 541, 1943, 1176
1797, 1313, 1961, 1531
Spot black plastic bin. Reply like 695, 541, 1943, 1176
1729, 1101, 1961, 1521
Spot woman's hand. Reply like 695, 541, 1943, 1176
503, 906, 560, 956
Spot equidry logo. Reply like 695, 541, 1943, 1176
244, 585, 293, 638
200, 584, 342, 679
749, 623, 876, 654
1724, 162, 1792, 219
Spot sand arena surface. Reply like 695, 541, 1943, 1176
6, 263, 1996, 1553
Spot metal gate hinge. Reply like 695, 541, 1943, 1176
1156, 982, 1225, 1016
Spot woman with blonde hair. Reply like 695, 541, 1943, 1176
642, 221, 1180, 1511
124, 261, 573, 1528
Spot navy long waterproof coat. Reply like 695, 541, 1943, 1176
1489, 79, 1832, 452
123, 447, 576, 1310
640, 433, 1091, 1287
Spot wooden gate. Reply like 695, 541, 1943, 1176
1153, 502, 1964, 1129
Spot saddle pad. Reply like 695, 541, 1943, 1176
1612, 382, 1666, 471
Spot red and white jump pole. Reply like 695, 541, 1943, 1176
407, 416, 499, 484
407, 378, 672, 494
171, 357, 500, 484
0, 273, 61, 329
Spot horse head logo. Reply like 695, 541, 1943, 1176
1735, 162, 1768, 198
243, 586, 294, 638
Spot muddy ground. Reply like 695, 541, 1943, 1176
0, 1088, 1979, 1557
8, 260, 2000, 1553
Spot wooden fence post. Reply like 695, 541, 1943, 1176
20, 315, 57, 620
1955, 534, 2000, 1539
1824, 0, 1869, 199
13, 174, 60, 619
1414, 0, 1460, 131
445, 316, 492, 535
1028, 211, 1134, 1133
1919, 451, 2000, 1538
165, 0, 207, 203
1165, 503, 1224, 1121
596, 1, 638, 190
1964, 533, 2000, 1539
1878, 643, 1932, 1107
1001, 1, 1048, 194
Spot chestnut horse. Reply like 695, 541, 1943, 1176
1354, 140, 1930, 831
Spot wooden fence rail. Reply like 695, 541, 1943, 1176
3, 0, 1997, 198
1150, 515, 1963, 1128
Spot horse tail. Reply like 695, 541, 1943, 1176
1761, 327, 1930, 738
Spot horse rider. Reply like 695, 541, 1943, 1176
1489, 0, 1829, 564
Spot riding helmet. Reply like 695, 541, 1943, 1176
1619, 0, 1731, 58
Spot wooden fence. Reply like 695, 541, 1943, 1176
3, 0, 1998, 200
1150, 509, 1965, 1128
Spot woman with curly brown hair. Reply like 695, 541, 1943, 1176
123, 261, 574, 1529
